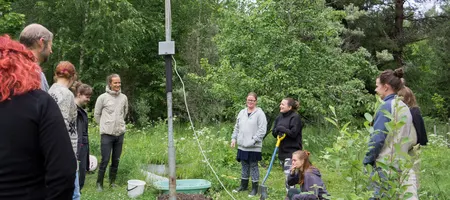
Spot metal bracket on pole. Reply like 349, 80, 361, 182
158, 41, 175, 55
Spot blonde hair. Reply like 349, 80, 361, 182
397, 86, 418, 108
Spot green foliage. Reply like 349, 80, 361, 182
0, 0, 25, 35
322, 106, 372, 198
431, 93, 448, 121
322, 96, 421, 199
76, 119, 450, 199
11, 0, 166, 123
188, 0, 378, 124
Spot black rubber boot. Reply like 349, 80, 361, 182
96, 170, 105, 192
109, 168, 118, 188
232, 179, 249, 193
248, 181, 258, 197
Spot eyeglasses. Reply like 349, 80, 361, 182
246, 100, 256, 102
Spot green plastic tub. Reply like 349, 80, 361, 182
153, 179, 211, 194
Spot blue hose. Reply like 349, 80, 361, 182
261, 146, 278, 185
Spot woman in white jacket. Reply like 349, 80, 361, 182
94, 74, 128, 191
231, 92, 267, 197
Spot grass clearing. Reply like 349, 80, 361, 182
81, 122, 450, 199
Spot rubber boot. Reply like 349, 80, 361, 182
232, 179, 249, 193
96, 170, 105, 192
248, 181, 258, 197
109, 168, 118, 188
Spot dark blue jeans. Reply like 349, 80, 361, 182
369, 166, 388, 199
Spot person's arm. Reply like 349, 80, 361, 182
286, 115, 302, 138
253, 110, 267, 143
38, 94, 77, 200
231, 111, 241, 144
363, 104, 390, 166
76, 109, 83, 160
287, 171, 300, 186
411, 108, 428, 145
272, 116, 280, 138
124, 95, 129, 116
294, 170, 327, 200
94, 95, 103, 124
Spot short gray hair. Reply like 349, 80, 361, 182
19, 23, 53, 48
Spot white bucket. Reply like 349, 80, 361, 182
88, 155, 98, 171
127, 179, 146, 198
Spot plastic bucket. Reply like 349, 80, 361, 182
88, 155, 98, 171
127, 179, 146, 198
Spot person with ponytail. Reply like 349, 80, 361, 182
272, 97, 303, 190
285, 150, 329, 200
397, 86, 428, 146
363, 68, 417, 199
73, 82, 93, 191
0, 35, 76, 199
48, 61, 80, 200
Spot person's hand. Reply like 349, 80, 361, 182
230, 139, 236, 148
276, 126, 287, 134
277, 132, 284, 138
290, 166, 299, 175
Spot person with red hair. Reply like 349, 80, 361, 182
0, 35, 76, 199
48, 61, 80, 200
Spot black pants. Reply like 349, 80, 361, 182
99, 134, 124, 175
78, 143, 89, 190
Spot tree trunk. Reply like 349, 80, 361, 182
393, 0, 405, 68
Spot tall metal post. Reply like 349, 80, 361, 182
164, 0, 176, 199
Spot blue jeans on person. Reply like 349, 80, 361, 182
73, 171, 80, 200
369, 166, 387, 200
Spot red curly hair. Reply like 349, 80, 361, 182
0, 35, 41, 102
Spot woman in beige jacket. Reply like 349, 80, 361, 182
94, 74, 128, 191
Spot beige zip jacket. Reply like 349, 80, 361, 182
94, 86, 128, 136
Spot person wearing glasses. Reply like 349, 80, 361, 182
231, 92, 267, 197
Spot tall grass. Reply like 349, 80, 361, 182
80, 122, 450, 199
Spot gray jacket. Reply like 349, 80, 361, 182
94, 86, 128, 136
231, 107, 267, 152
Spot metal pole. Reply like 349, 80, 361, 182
447, 118, 450, 148
164, 0, 176, 199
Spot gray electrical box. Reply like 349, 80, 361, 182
158, 41, 175, 55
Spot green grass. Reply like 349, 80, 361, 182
80, 122, 450, 199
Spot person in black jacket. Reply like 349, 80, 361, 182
272, 97, 303, 190
397, 86, 428, 146
0, 35, 76, 200
73, 82, 93, 191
